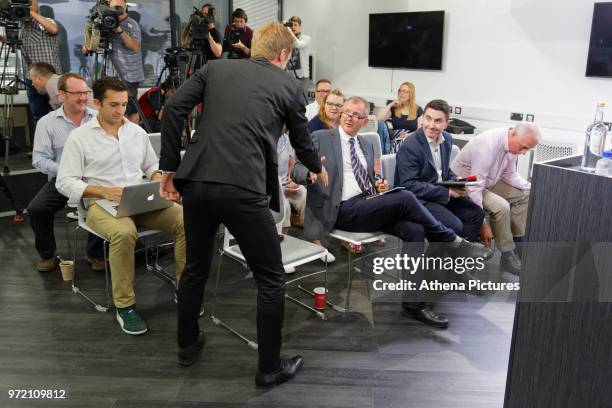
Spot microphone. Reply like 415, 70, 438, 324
455, 175, 477, 182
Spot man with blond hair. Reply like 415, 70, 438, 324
160, 21, 326, 387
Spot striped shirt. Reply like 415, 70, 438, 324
20, 18, 62, 77
109, 16, 145, 83
32, 107, 97, 179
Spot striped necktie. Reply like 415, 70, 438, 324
349, 138, 375, 196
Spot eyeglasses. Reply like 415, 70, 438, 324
63, 90, 92, 97
341, 111, 367, 120
398, 89, 410, 94
315, 89, 331, 94
325, 101, 343, 109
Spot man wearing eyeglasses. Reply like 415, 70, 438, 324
27, 73, 102, 273
293, 96, 493, 329
305, 78, 331, 121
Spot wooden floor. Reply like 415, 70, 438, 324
0, 214, 517, 408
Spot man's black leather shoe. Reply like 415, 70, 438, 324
178, 332, 205, 366
402, 307, 449, 329
500, 251, 522, 275
452, 239, 494, 260
255, 355, 303, 387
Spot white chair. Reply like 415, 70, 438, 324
210, 184, 329, 349
450, 144, 460, 165
148, 132, 161, 157
381, 154, 396, 187
358, 132, 383, 176
70, 200, 173, 312
528, 140, 577, 179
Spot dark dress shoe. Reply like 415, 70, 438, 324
255, 355, 303, 387
452, 239, 494, 260
178, 332, 205, 366
500, 251, 522, 275
402, 307, 449, 329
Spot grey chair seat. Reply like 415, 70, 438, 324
329, 229, 386, 245
225, 235, 327, 268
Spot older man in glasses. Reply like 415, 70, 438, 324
293, 96, 493, 329
27, 73, 103, 272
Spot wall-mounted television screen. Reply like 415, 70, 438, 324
586, 2, 612, 77
369, 11, 445, 70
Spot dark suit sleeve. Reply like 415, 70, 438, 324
159, 66, 208, 172
396, 140, 450, 204
292, 131, 321, 185
286, 84, 322, 174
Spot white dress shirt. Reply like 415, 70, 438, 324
56, 116, 158, 205
450, 128, 531, 208
339, 127, 369, 202
427, 134, 444, 182
305, 101, 320, 121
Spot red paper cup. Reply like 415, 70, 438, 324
313, 287, 326, 310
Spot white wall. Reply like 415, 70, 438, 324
283, 0, 612, 143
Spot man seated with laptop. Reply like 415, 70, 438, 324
56, 77, 186, 336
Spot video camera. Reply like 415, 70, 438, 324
163, 47, 189, 68
283, 21, 293, 28
188, 6, 215, 44
223, 25, 244, 49
83, 0, 123, 51
0, 0, 30, 22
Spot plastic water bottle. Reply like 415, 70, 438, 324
595, 150, 612, 177
581, 101, 608, 172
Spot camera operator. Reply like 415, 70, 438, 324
222, 8, 252, 59
137, 76, 178, 132
285, 16, 310, 82
83, 0, 144, 99
180, 3, 221, 61
0, 0, 61, 131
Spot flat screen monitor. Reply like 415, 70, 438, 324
586, 2, 612, 77
369, 11, 445, 70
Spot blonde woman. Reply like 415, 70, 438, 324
377, 82, 423, 152
307, 89, 344, 133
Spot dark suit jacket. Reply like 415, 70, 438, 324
292, 127, 376, 241
395, 128, 456, 205
159, 57, 321, 211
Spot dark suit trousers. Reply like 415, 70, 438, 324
27, 179, 102, 260
178, 181, 284, 373
424, 197, 485, 242
335, 190, 457, 308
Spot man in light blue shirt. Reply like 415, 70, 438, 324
27, 73, 103, 272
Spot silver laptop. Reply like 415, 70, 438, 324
96, 181, 173, 218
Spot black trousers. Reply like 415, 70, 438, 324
27, 179, 102, 260
335, 190, 457, 309
424, 197, 485, 242
178, 181, 284, 373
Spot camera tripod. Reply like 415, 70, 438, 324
0, 24, 29, 220
91, 43, 153, 133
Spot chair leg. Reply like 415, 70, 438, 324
71, 232, 111, 313
345, 250, 354, 313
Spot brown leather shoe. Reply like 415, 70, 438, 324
86, 256, 106, 271
36, 258, 56, 272
340, 240, 365, 254
290, 213, 303, 228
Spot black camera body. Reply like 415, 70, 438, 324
88, 0, 122, 32
163, 47, 189, 68
0, 0, 31, 22
283, 21, 293, 28
189, 6, 215, 44
224, 25, 244, 48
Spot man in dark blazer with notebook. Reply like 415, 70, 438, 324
292, 96, 492, 329
395, 99, 485, 243
159, 22, 326, 387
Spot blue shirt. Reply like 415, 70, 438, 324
110, 16, 144, 83
32, 106, 97, 179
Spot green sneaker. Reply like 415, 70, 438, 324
116, 307, 148, 335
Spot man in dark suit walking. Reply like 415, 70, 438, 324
292, 96, 492, 329
159, 22, 326, 387
395, 99, 485, 243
